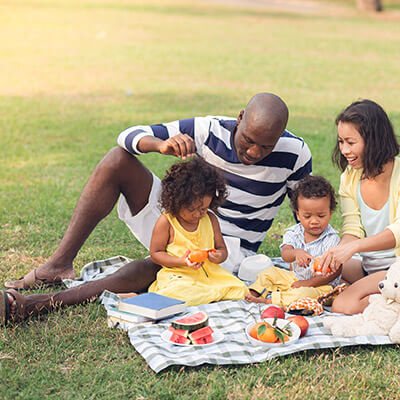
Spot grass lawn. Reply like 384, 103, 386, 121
1, 0, 400, 398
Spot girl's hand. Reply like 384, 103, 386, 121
207, 249, 222, 264
183, 250, 203, 270
294, 249, 313, 268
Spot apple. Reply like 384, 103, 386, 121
287, 315, 309, 337
261, 305, 285, 319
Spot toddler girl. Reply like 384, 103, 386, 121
148, 157, 248, 306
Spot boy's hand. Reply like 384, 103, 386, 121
291, 280, 305, 288
294, 249, 313, 268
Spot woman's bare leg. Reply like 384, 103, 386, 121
341, 258, 364, 285
332, 270, 387, 314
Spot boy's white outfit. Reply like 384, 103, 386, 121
249, 223, 341, 307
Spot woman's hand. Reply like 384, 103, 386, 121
320, 242, 358, 274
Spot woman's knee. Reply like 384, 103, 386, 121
331, 292, 360, 314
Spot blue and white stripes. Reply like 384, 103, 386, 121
118, 116, 312, 253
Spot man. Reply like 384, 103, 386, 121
2, 93, 311, 322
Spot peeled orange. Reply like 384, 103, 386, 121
188, 249, 208, 263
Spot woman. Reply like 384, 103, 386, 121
321, 99, 400, 314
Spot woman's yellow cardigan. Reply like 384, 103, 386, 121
339, 157, 400, 256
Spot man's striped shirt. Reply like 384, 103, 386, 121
117, 116, 312, 253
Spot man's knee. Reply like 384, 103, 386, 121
115, 258, 161, 292
102, 147, 138, 174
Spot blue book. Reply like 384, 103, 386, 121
107, 306, 153, 324
117, 293, 186, 320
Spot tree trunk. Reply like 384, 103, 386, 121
356, 0, 383, 11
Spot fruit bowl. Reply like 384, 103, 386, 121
246, 318, 301, 347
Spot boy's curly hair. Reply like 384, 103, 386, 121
290, 175, 337, 212
160, 157, 227, 216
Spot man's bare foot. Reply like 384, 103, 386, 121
7, 293, 16, 317
245, 293, 272, 304
5, 263, 76, 290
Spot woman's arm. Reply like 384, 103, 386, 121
150, 215, 188, 267
321, 230, 396, 273
207, 212, 228, 264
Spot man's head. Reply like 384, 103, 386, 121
233, 93, 289, 165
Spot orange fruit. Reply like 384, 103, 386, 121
250, 322, 272, 339
313, 257, 331, 274
189, 249, 208, 263
250, 322, 265, 339
258, 327, 278, 343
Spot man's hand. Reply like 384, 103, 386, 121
157, 134, 196, 159
294, 249, 312, 268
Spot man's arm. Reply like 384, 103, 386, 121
117, 119, 197, 159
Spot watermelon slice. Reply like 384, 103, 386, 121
171, 312, 209, 332
191, 334, 213, 345
170, 332, 191, 344
188, 325, 214, 343
168, 326, 189, 337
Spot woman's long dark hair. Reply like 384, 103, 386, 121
332, 99, 399, 178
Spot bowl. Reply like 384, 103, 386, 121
246, 318, 301, 347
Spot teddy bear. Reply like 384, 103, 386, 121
323, 261, 400, 343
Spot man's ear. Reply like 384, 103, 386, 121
236, 110, 244, 125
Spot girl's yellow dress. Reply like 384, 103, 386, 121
148, 213, 248, 306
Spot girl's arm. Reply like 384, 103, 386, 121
150, 215, 188, 267
207, 212, 228, 264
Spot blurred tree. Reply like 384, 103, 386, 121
356, 0, 383, 11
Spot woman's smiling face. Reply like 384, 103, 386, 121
337, 121, 365, 170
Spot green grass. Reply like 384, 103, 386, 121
1, 0, 400, 398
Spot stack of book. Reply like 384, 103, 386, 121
107, 292, 186, 328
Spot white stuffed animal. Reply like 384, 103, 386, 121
323, 261, 400, 343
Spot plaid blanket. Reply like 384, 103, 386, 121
64, 256, 394, 374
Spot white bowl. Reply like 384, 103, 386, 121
246, 318, 301, 347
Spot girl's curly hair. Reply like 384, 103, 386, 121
290, 175, 337, 212
160, 157, 227, 216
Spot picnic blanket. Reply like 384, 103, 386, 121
64, 256, 395, 373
